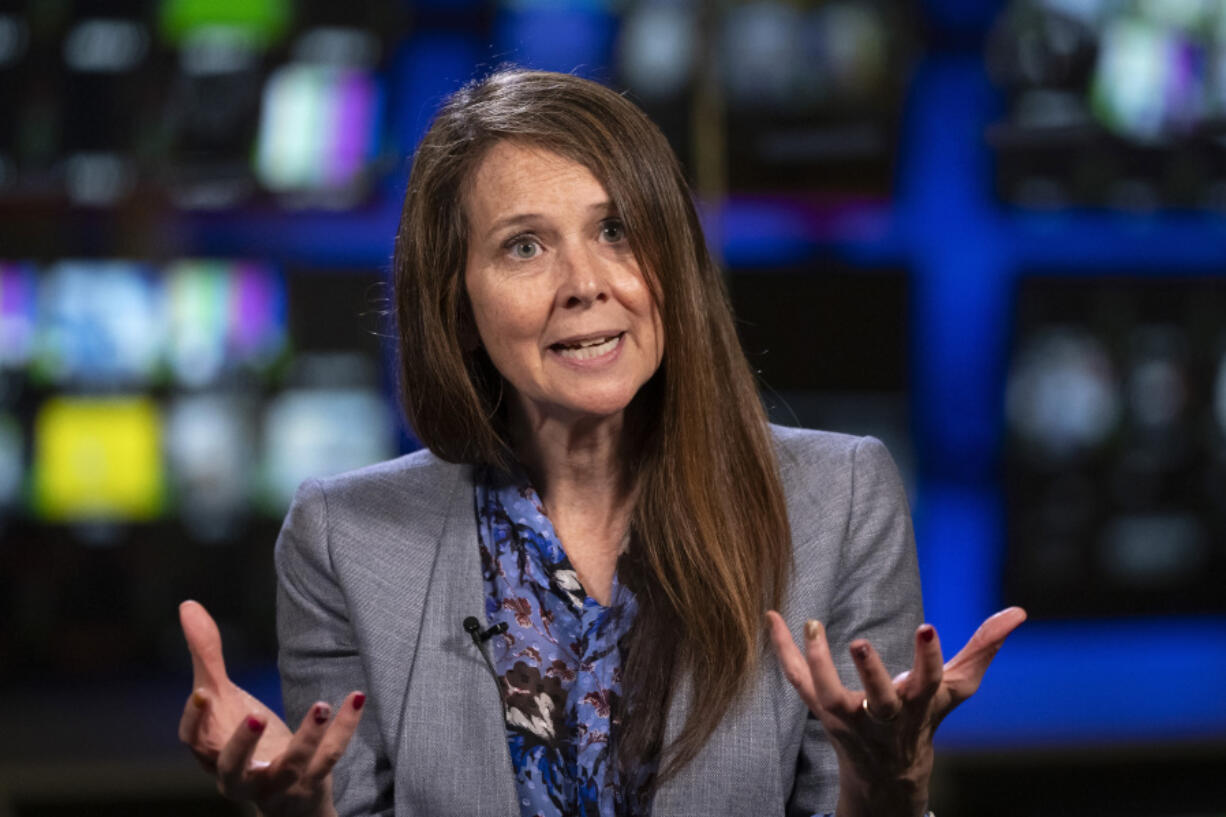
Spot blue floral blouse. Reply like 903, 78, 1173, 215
477, 466, 646, 817
476, 466, 836, 817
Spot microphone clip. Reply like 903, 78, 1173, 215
463, 616, 508, 643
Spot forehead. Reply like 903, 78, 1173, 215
463, 141, 608, 225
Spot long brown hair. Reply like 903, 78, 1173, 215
393, 68, 792, 785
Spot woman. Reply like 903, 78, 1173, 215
179, 68, 1025, 817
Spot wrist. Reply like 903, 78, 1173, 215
835, 770, 929, 817
255, 803, 337, 817
254, 782, 337, 817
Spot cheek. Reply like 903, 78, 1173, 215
468, 281, 544, 359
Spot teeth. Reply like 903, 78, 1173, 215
557, 334, 620, 360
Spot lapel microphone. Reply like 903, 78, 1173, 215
463, 616, 509, 716
463, 616, 508, 642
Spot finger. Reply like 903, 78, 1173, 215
179, 689, 220, 772
944, 607, 1027, 702
900, 623, 943, 704
180, 600, 229, 690
217, 715, 266, 797
765, 611, 820, 712
802, 620, 856, 714
849, 639, 901, 720
178, 688, 209, 745
305, 692, 366, 780
266, 702, 332, 790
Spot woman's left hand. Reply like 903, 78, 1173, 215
765, 606, 1027, 817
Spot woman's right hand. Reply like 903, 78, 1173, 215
178, 600, 366, 817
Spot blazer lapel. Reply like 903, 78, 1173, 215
396, 464, 518, 816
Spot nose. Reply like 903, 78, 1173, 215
556, 243, 609, 309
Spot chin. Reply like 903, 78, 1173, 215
566, 400, 634, 421
556, 387, 640, 422
522, 374, 655, 425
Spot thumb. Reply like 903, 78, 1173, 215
179, 599, 230, 690
944, 606, 1027, 702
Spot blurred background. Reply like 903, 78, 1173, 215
0, 0, 1224, 813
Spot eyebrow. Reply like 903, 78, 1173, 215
483, 201, 617, 241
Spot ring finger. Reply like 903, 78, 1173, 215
267, 702, 332, 790
849, 639, 902, 722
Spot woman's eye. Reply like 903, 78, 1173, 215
601, 220, 625, 242
509, 238, 539, 259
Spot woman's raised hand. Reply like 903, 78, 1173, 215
178, 600, 365, 817
766, 607, 1026, 817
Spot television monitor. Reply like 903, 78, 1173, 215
31, 395, 165, 523
721, 0, 907, 192
59, 7, 154, 205
1004, 274, 1226, 618
159, 23, 272, 209
164, 259, 288, 388
165, 393, 256, 541
988, 0, 1226, 208
260, 381, 396, 512
615, 0, 698, 174
158, 1, 403, 209
254, 62, 382, 204
0, 261, 36, 370
32, 260, 161, 387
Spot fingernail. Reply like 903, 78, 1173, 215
919, 625, 935, 643
246, 716, 265, 734
352, 693, 366, 711
191, 689, 207, 708
852, 644, 870, 661
313, 703, 331, 725
803, 620, 821, 642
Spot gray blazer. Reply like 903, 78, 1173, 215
275, 425, 922, 816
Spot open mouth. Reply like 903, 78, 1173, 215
550, 332, 624, 361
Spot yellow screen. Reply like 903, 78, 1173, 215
32, 397, 165, 521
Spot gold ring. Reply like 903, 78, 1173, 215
861, 696, 899, 723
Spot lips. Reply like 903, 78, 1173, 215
550, 331, 623, 349
549, 331, 624, 361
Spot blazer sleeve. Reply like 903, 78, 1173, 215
275, 478, 395, 817
787, 436, 925, 815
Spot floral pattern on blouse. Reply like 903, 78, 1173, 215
476, 466, 836, 817
476, 466, 645, 817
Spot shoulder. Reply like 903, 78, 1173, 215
277, 448, 473, 566
310, 447, 470, 510
769, 424, 899, 503
770, 424, 862, 474
767, 424, 907, 557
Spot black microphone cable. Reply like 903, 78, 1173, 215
463, 616, 509, 717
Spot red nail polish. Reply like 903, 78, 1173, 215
246, 716, 265, 733
919, 626, 935, 643
353, 693, 366, 711
853, 644, 869, 660
313, 704, 330, 725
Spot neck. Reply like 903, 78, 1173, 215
507, 399, 649, 605
511, 407, 633, 522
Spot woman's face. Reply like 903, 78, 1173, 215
463, 141, 663, 427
